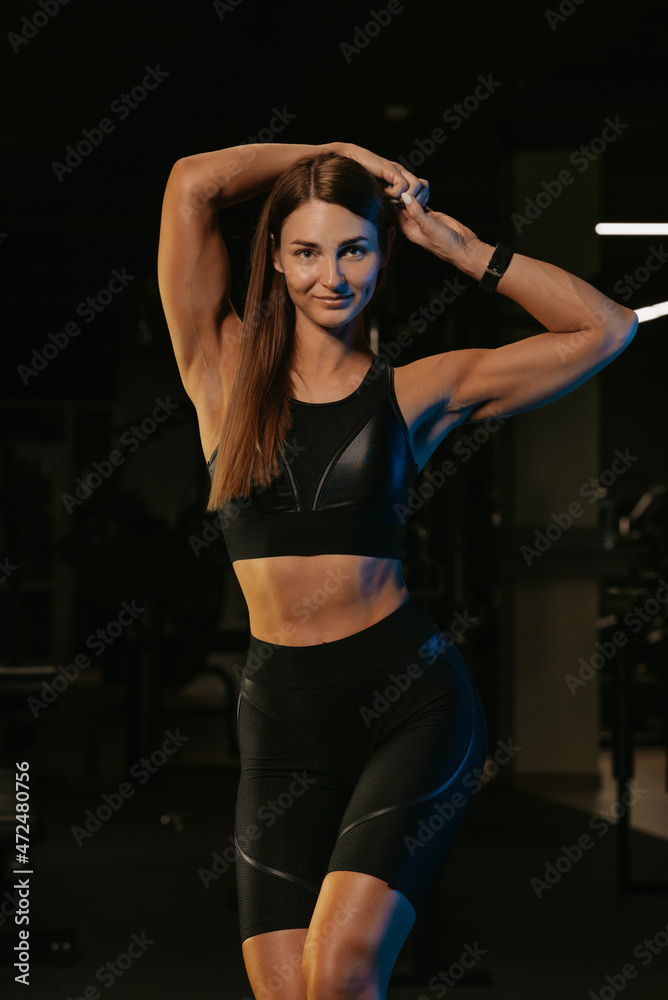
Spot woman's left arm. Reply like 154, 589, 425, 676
397, 194, 638, 422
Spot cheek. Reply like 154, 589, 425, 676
361, 263, 380, 293
285, 263, 314, 289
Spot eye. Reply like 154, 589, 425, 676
343, 245, 365, 257
296, 249, 314, 259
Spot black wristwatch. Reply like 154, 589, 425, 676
479, 243, 514, 293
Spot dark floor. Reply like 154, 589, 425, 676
2, 672, 668, 1000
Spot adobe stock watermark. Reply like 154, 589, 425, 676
191, 327, 419, 561
51, 65, 170, 182
235, 106, 297, 147
565, 577, 668, 694
545, 0, 587, 32
291, 567, 352, 624
64, 931, 155, 999
71, 730, 189, 846
189, 434, 306, 557
397, 73, 502, 172
521, 448, 638, 567
178, 107, 297, 223
27, 600, 145, 717
17, 267, 135, 386
406, 275, 471, 332
359, 619, 478, 729
395, 417, 507, 524
554, 276, 639, 366
552, 306, 634, 366
403, 739, 522, 858
613, 245, 668, 302
530, 778, 648, 899
417, 940, 488, 999
511, 116, 629, 234
197, 771, 318, 888
587, 917, 668, 1000
224, 566, 359, 684
61, 396, 180, 513
242, 898, 362, 1000
0, 558, 18, 584
340, 0, 413, 63
212, 0, 244, 19
8, 0, 71, 54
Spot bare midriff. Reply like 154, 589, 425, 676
232, 553, 409, 645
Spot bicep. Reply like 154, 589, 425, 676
157, 159, 241, 399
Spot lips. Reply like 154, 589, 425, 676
315, 294, 353, 305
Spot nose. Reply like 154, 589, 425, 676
322, 254, 347, 290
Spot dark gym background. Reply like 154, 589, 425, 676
2, 0, 667, 997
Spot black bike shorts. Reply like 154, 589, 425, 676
233, 595, 488, 943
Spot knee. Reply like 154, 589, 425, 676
302, 939, 377, 1000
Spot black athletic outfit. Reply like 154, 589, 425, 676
207, 354, 488, 943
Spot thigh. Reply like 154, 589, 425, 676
325, 644, 488, 912
234, 691, 353, 942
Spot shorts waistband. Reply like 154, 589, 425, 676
244, 597, 447, 688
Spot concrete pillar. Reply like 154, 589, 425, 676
511, 380, 600, 787
504, 149, 602, 789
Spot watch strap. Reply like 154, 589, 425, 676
479, 243, 514, 293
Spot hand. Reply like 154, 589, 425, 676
396, 194, 480, 265
331, 142, 430, 207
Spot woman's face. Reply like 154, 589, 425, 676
271, 199, 386, 329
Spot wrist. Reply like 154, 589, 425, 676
324, 140, 349, 158
450, 238, 496, 280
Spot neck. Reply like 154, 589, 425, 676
292, 318, 371, 377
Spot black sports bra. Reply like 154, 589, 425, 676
207, 355, 418, 562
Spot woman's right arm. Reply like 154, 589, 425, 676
157, 142, 333, 447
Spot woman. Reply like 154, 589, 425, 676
158, 140, 637, 999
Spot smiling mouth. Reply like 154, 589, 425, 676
315, 294, 353, 302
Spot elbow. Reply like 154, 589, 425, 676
167, 157, 193, 188
167, 155, 223, 209
587, 298, 635, 344
622, 305, 639, 341
595, 304, 637, 362
608, 304, 638, 350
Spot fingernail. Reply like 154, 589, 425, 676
400, 191, 413, 205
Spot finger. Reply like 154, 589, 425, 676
392, 161, 424, 191
385, 160, 426, 198
406, 177, 430, 207
399, 190, 426, 213
416, 179, 430, 206
384, 175, 410, 199
389, 178, 430, 208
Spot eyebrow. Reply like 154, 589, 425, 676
289, 236, 371, 248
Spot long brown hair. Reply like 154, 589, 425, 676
207, 150, 397, 511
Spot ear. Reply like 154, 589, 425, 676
270, 233, 284, 274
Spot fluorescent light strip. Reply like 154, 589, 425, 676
595, 223, 668, 235
635, 301, 668, 323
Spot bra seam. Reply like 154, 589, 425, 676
312, 392, 387, 510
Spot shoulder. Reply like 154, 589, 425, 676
389, 352, 485, 471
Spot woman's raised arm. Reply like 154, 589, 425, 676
394, 195, 638, 424
157, 142, 330, 430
